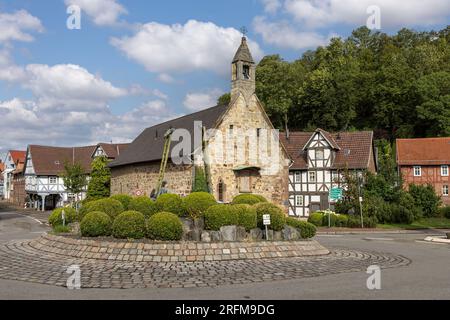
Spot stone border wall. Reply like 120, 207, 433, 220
31, 234, 330, 263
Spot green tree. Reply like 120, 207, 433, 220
60, 162, 87, 206
415, 71, 450, 137
192, 166, 209, 193
86, 156, 111, 201
217, 93, 231, 105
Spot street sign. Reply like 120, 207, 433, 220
329, 187, 343, 201
263, 214, 271, 226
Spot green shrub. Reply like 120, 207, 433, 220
110, 194, 133, 210
347, 215, 377, 228
155, 194, 185, 216
286, 217, 317, 238
439, 206, 450, 219
254, 203, 286, 231
390, 204, 414, 224
321, 211, 338, 227
79, 198, 124, 221
335, 214, 349, 227
232, 194, 267, 205
409, 184, 441, 217
112, 211, 146, 239
52, 224, 71, 234
128, 196, 158, 218
233, 204, 257, 231
307, 212, 324, 227
48, 207, 77, 226
204, 205, 239, 231
183, 192, 217, 219
146, 212, 183, 241
80, 211, 112, 237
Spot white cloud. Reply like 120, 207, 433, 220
111, 20, 264, 76
261, 0, 282, 14
284, 0, 450, 29
64, 0, 127, 26
158, 73, 175, 84
253, 16, 334, 49
0, 10, 44, 44
183, 89, 224, 112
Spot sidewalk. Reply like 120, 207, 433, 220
316, 227, 425, 235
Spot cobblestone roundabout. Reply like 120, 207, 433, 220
0, 239, 411, 289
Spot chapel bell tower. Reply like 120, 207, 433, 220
231, 37, 256, 103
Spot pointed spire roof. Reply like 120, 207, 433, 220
232, 37, 255, 64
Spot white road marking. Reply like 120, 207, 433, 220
0, 212, 43, 225
364, 237, 394, 241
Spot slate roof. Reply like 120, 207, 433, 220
109, 104, 230, 168
280, 130, 375, 170
232, 37, 254, 64
396, 137, 450, 166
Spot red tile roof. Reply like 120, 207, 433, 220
94, 143, 129, 159
0, 162, 4, 173
396, 137, 450, 166
9, 150, 26, 165
28, 143, 128, 176
280, 130, 375, 170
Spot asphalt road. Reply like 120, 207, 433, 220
0, 209, 449, 300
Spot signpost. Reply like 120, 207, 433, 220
263, 214, 271, 241
328, 188, 343, 228
62, 209, 66, 227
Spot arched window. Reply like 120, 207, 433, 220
218, 179, 225, 202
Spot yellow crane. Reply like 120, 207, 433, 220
155, 128, 175, 197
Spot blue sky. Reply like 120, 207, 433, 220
0, 0, 449, 159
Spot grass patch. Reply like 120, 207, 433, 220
52, 225, 72, 234
378, 217, 450, 230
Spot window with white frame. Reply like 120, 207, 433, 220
443, 185, 449, 196
295, 172, 301, 183
49, 177, 57, 184
295, 195, 303, 206
413, 166, 421, 177
441, 165, 449, 177
309, 171, 316, 182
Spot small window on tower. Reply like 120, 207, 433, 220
243, 65, 250, 79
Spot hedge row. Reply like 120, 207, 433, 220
307, 211, 377, 228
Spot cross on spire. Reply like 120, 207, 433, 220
240, 26, 248, 38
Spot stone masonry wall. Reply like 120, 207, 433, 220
206, 94, 290, 208
111, 162, 193, 197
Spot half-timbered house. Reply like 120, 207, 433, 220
24, 143, 128, 210
280, 129, 377, 217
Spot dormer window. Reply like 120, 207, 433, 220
243, 65, 250, 79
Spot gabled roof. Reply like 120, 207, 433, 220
109, 104, 230, 168
0, 162, 5, 173
302, 128, 341, 151
280, 130, 374, 170
28, 145, 97, 176
9, 150, 26, 165
93, 143, 129, 159
396, 137, 450, 165
232, 37, 255, 64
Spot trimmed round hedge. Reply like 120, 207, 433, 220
254, 203, 286, 231
80, 211, 112, 237
128, 196, 158, 218
204, 205, 239, 231
232, 204, 257, 231
321, 212, 338, 227
307, 212, 324, 226
155, 194, 185, 216
183, 192, 217, 219
112, 211, 146, 239
232, 194, 267, 205
146, 212, 183, 241
286, 217, 317, 239
48, 207, 77, 226
110, 194, 133, 210
79, 198, 124, 221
